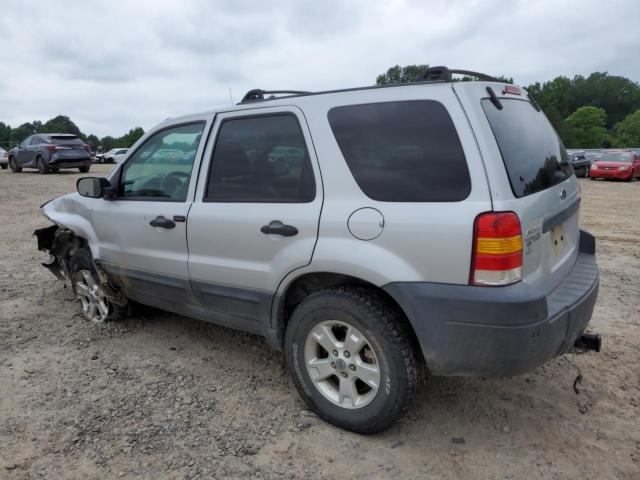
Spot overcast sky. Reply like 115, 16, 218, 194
1, 0, 639, 137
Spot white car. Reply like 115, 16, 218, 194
0, 147, 8, 169
98, 148, 129, 164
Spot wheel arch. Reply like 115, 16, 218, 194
270, 271, 424, 360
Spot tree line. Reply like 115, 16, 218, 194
376, 65, 640, 148
0, 115, 144, 152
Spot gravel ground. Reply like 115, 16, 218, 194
1, 165, 639, 479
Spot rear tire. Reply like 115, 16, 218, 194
37, 156, 49, 174
285, 285, 424, 434
79, 165, 90, 173
0, 164, 7, 170
9, 157, 21, 172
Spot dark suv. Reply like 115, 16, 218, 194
9, 134, 91, 174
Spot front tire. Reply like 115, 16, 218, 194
70, 249, 123, 323
79, 165, 90, 173
285, 286, 424, 434
9, 157, 21, 172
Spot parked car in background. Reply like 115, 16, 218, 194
0, 147, 8, 169
567, 151, 590, 177
8, 134, 91, 174
584, 151, 603, 164
35, 68, 600, 433
97, 148, 129, 164
590, 150, 640, 181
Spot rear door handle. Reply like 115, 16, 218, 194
149, 215, 176, 229
260, 220, 298, 237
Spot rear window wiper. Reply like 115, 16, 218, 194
486, 87, 503, 110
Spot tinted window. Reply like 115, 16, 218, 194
29, 136, 41, 145
328, 101, 471, 202
120, 123, 204, 201
50, 136, 84, 145
482, 98, 573, 198
205, 114, 315, 203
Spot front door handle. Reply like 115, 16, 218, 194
260, 220, 298, 237
149, 215, 176, 229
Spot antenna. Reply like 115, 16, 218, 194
228, 88, 234, 105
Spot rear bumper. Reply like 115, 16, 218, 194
383, 230, 599, 376
49, 157, 91, 168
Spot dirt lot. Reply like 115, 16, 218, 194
1, 165, 639, 479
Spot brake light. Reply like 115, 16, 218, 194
470, 212, 522, 286
83, 144, 90, 152
45, 145, 56, 153
503, 85, 522, 95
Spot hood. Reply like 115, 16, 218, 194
593, 161, 632, 168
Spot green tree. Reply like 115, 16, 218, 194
565, 106, 608, 148
376, 64, 428, 85
86, 134, 100, 150
40, 115, 83, 136
570, 73, 640, 128
612, 109, 640, 147
120, 127, 145, 147
100, 136, 116, 151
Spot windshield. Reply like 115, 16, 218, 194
599, 152, 632, 162
482, 98, 573, 198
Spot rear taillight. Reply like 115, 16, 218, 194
83, 144, 90, 152
45, 145, 56, 153
470, 212, 522, 286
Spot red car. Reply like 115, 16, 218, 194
590, 151, 640, 181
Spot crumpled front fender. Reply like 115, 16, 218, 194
40, 193, 101, 259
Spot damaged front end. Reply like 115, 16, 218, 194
34, 224, 78, 281
34, 223, 127, 308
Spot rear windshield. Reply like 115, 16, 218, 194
482, 98, 573, 198
599, 152, 632, 162
50, 136, 83, 145
328, 100, 471, 202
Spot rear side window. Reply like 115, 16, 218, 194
328, 100, 471, 202
482, 98, 573, 198
205, 114, 315, 203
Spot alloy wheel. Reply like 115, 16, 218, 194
304, 320, 381, 409
73, 270, 109, 323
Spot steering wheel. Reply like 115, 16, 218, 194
161, 170, 190, 194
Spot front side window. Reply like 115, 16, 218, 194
328, 100, 471, 202
119, 123, 204, 201
205, 114, 315, 202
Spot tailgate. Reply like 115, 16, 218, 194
454, 82, 580, 291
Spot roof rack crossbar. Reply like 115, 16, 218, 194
420, 66, 503, 82
241, 89, 312, 103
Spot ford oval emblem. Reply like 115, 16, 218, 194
560, 188, 567, 200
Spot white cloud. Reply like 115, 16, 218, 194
0, 0, 638, 137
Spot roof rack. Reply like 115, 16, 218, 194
238, 67, 504, 105
420, 66, 503, 82
241, 89, 312, 103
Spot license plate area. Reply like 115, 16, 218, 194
550, 224, 566, 255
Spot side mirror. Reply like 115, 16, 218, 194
77, 177, 116, 199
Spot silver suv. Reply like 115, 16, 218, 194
35, 67, 600, 433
